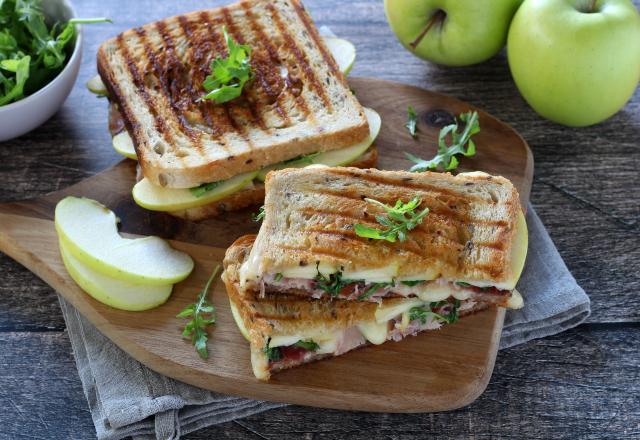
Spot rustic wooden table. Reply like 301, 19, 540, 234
1, 0, 638, 438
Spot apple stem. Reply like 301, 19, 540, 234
409, 9, 446, 50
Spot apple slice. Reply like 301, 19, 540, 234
59, 241, 173, 311
55, 197, 194, 286
256, 107, 381, 182
86, 74, 108, 96
323, 37, 356, 75
112, 131, 138, 160
133, 170, 259, 212
229, 300, 251, 341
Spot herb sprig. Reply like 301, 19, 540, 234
252, 205, 265, 222
354, 196, 429, 243
0, 0, 110, 106
409, 299, 461, 325
405, 105, 418, 138
406, 111, 480, 172
176, 265, 221, 359
294, 339, 320, 351
190, 180, 224, 197
314, 264, 352, 297
200, 27, 253, 104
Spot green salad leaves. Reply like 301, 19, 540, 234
0, 0, 110, 106
201, 27, 253, 104
406, 111, 480, 172
354, 196, 429, 243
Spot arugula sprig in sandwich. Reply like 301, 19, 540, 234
223, 166, 528, 380
94, 0, 379, 220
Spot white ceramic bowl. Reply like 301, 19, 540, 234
0, 0, 82, 142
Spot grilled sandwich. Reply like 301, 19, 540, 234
239, 167, 527, 308
224, 235, 490, 380
224, 167, 528, 379
94, 0, 378, 219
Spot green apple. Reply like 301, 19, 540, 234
86, 74, 108, 96
508, 0, 640, 127
256, 107, 381, 181
323, 37, 356, 75
55, 196, 194, 286
229, 300, 251, 341
384, 0, 522, 66
112, 131, 138, 160
132, 170, 259, 212
59, 240, 173, 311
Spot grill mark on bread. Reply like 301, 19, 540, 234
240, 1, 297, 127
300, 190, 509, 227
265, 2, 333, 111
116, 34, 174, 145
221, 7, 268, 132
166, 17, 221, 138
134, 26, 202, 160
291, 0, 342, 80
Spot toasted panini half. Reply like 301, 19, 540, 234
97, 0, 369, 189
239, 167, 527, 308
224, 235, 488, 380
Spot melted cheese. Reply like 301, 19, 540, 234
357, 321, 388, 345
374, 299, 423, 323
506, 289, 524, 309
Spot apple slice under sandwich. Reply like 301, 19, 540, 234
239, 167, 527, 309
224, 235, 490, 381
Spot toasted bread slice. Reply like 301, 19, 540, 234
223, 235, 488, 380
97, 0, 369, 189
168, 145, 378, 220
240, 167, 526, 297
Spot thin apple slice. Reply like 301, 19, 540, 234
229, 300, 251, 341
55, 197, 194, 286
323, 37, 356, 75
59, 240, 173, 311
86, 74, 108, 96
112, 131, 138, 160
257, 107, 381, 182
133, 170, 259, 212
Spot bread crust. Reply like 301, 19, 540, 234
248, 167, 521, 286
97, 0, 369, 189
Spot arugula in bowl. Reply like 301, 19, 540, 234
0, 0, 109, 106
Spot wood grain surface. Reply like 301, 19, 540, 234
0, 0, 638, 438
0, 76, 530, 412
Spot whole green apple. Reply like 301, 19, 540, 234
384, 0, 523, 66
508, 0, 640, 127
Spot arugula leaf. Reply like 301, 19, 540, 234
409, 299, 461, 325
252, 205, 265, 222
189, 180, 224, 197
177, 264, 220, 359
0, 55, 29, 106
405, 105, 417, 138
294, 339, 320, 351
314, 263, 352, 297
357, 281, 394, 301
401, 280, 425, 287
409, 306, 448, 325
406, 111, 480, 172
263, 342, 282, 362
274, 272, 284, 282
283, 152, 320, 165
455, 281, 471, 287
201, 27, 253, 104
354, 196, 429, 243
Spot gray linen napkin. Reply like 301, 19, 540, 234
56, 205, 590, 440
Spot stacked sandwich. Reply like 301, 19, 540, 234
94, 0, 380, 220
223, 167, 528, 380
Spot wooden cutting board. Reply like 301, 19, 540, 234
0, 77, 532, 412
